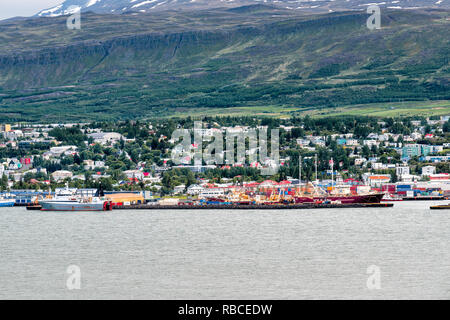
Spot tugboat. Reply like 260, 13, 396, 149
26, 196, 43, 211
40, 186, 112, 212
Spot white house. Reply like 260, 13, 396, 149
51, 170, 73, 181
187, 184, 204, 195
50, 146, 77, 156
143, 176, 162, 184
84, 160, 107, 170
72, 175, 86, 181
363, 140, 378, 147
8, 159, 21, 170
88, 132, 124, 145
400, 174, 420, 183
11, 172, 24, 182
354, 158, 367, 166
173, 185, 186, 194
346, 139, 359, 146
3, 130, 23, 140
123, 170, 144, 180
199, 188, 225, 198
372, 163, 384, 170
366, 175, 391, 187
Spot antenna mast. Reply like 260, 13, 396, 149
315, 154, 318, 183
299, 155, 302, 188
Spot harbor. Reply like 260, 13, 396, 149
2, 183, 393, 212
1, 179, 449, 212
1, 155, 448, 212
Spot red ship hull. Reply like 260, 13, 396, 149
295, 193, 385, 204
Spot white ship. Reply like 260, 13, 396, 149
40, 197, 111, 211
39, 187, 112, 212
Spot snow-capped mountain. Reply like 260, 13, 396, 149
36, 0, 448, 17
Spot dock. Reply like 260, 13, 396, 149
402, 196, 445, 201
113, 203, 394, 210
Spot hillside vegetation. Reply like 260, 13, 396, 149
0, 6, 449, 122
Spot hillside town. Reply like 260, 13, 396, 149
0, 115, 449, 201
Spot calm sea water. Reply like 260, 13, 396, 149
0, 201, 449, 300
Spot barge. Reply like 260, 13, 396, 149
430, 204, 450, 210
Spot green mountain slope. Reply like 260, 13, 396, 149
0, 6, 449, 122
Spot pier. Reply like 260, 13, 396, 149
402, 196, 445, 201
113, 203, 394, 210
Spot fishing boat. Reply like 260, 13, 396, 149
40, 197, 112, 211
39, 187, 112, 212
0, 198, 15, 207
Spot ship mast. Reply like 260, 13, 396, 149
330, 157, 334, 193
315, 154, 318, 184
299, 155, 302, 188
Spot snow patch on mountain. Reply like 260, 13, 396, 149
86, 0, 101, 7
35, 0, 449, 17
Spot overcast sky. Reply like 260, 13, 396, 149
0, 0, 63, 20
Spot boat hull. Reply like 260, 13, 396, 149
0, 199, 15, 207
295, 193, 385, 204
294, 196, 314, 204
40, 201, 109, 211
26, 205, 43, 211
430, 204, 450, 210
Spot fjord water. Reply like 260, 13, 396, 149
0, 201, 449, 299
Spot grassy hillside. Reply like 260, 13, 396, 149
0, 6, 449, 122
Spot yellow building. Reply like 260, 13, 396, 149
0, 124, 11, 132
106, 193, 145, 205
